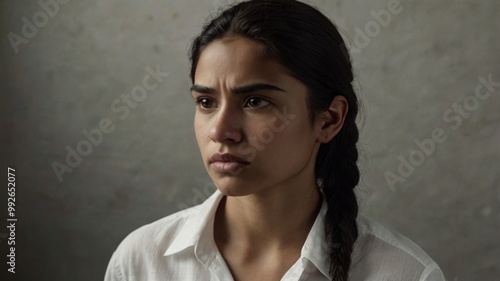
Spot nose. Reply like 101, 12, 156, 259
209, 103, 243, 144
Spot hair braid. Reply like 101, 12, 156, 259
317, 86, 360, 281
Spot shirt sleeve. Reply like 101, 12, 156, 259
420, 262, 446, 281
104, 250, 125, 281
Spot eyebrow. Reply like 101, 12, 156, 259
190, 83, 287, 95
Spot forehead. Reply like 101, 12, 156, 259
194, 37, 289, 85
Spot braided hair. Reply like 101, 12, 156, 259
189, 1, 360, 280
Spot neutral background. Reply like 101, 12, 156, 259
1, 0, 499, 280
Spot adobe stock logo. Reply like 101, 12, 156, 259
51, 64, 170, 182
177, 182, 218, 211
236, 106, 297, 162
7, 0, 71, 54
384, 74, 499, 191
350, 0, 406, 54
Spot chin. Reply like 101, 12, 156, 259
213, 179, 257, 197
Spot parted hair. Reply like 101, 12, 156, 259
188, 1, 360, 280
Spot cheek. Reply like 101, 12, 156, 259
194, 116, 208, 145
253, 115, 313, 156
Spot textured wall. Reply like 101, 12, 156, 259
1, 0, 498, 280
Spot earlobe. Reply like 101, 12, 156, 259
316, 95, 348, 143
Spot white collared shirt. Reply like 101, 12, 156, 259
104, 189, 445, 281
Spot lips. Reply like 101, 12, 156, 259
209, 153, 250, 173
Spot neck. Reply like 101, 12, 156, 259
214, 178, 322, 254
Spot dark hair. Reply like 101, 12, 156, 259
188, 0, 360, 280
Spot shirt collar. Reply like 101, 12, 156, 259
164, 189, 331, 278
164, 189, 224, 260
300, 193, 330, 278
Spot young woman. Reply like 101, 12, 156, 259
105, 1, 445, 280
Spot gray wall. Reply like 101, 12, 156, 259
1, 0, 498, 280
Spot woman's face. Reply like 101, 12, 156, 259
192, 36, 322, 197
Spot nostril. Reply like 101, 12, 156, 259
206, 105, 244, 144
209, 121, 242, 144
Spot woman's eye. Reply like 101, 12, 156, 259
196, 98, 215, 109
245, 97, 270, 109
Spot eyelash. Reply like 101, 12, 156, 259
194, 97, 215, 109
194, 96, 272, 110
244, 97, 272, 109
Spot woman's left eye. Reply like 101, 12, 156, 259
245, 97, 271, 109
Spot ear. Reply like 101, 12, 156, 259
315, 95, 348, 143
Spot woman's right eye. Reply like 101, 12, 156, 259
196, 97, 215, 109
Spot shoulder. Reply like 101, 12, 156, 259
355, 215, 435, 266
113, 204, 200, 257
104, 205, 201, 280
350, 215, 445, 281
